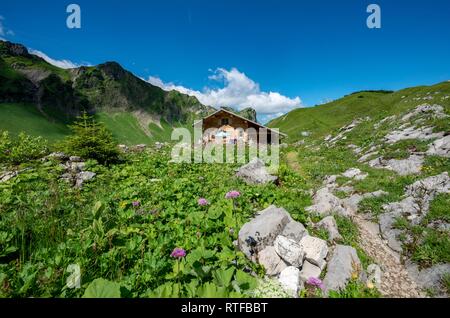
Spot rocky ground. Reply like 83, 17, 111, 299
236, 102, 449, 298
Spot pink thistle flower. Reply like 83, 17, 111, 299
306, 277, 324, 290
132, 201, 140, 207
225, 190, 240, 199
198, 198, 209, 206
170, 247, 186, 259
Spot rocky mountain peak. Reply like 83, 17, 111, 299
97, 61, 127, 80
0, 40, 31, 58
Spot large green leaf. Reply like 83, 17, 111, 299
213, 267, 235, 287
234, 270, 258, 291
82, 278, 121, 298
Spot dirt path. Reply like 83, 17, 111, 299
352, 214, 424, 298
285, 151, 302, 173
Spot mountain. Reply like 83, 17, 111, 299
0, 40, 220, 144
221, 106, 257, 122
267, 81, 450, 141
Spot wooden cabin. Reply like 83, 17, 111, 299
194, 108, 286, 144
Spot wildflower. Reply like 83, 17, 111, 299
170, 247, 186, 259
225, 190, 240, 199
367, 281, 374, 289
198, 198, 209, 206
132, 200, 140, 207
306, 277, 324, 290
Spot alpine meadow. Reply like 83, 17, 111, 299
0, 0, 449, 303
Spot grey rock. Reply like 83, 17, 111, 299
358, 150, 379, 163
401, 104, 448, 122
75, 171, 96, 188
406, 261, 450, 297
381, 172, 450, 233
293, 140, 305, 147
68, 161, 86, 172
299, 235, 328, 269
336, 185, 354, 194
427, 135, 450, 158
342, 168, 367, 180
132, 144, 147, 152
299, 260, 322, 282
235, 158, 278, 184
278, 266, 303, 298
316, 216, 342, 242
238, 205, 293, 259
0, 170, 19, 183
323, 245, 362, 294
46, 152, 68, 161
281, 220, 308, 243
69, 156, 82, 162
367, 264, 382, 289
118, 144, 129, 153
369, 155, 424, 176
379, 211, 404, 253
258, 246, 287, 276
305, 187, 348, 216
274, 235, 304, 267
385, 125, 444, 144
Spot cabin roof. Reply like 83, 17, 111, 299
194, 108, 287, 137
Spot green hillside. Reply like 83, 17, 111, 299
0, 40, 216, 145
268, 81, 450, 141
0, 103, 70, 143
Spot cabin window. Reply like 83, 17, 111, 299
221, 118, 229, 125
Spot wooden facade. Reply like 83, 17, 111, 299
195, 108, 286, 144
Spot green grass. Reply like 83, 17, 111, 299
411, 230, 450, 267
95, 112, 152, 145
426, 193, 450, 223
380, 139, 430, 160
0, 103, 70, 143
267, 81, 450, 142
148, 118, 184, 142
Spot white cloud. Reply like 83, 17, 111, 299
0, 16, 6, 36
146, 67, 303, 116
29, 49, 84, 69
0, 15, 14, 38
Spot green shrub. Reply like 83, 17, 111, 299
59, 112, 120, 165
0, 130, 49, 164
328, 279, 381, 298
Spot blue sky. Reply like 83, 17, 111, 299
1, 0, 450, 122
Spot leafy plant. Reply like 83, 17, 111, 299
0, 130, 49, 164
82, 278, 121, 298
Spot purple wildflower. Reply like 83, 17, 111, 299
198, 198, 209, 206
132, 201, 140, 207
306, 277, 324, 289
225, 190, 241, 199
170, 247, 186, 259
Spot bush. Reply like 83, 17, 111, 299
59, 112, 120, 165
0, 131, 49, 164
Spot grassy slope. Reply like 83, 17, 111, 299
95, 112, 152, 145
0, 103, 190, 145
268, 81, 450, 141
0, 103, 70, 143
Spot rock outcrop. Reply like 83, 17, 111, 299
235, 158, 278, 185
322, 245, 362, 294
